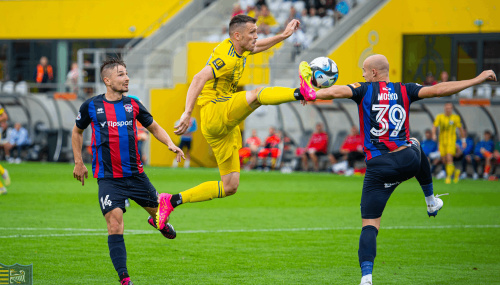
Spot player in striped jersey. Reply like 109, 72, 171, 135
72, 58, 184, 285
305, 54, 496, 284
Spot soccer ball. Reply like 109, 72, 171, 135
310, 57, 339, 88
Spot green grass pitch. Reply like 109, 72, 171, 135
0, 162, 499, 284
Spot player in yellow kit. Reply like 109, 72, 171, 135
432, 103, 465, 184
155, 15, 317, 228
0, 104, 11, 195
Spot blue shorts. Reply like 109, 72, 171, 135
97, 172, 159, 216
179, 139, 192, 150
361, 146, 421, 219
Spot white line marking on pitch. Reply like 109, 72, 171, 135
0, 224, 498, 239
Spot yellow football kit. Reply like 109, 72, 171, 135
434, 113, 461, 156
198, 38, 254, 175
175, 38, 300, 203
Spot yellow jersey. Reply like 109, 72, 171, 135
434, 113, 461, 145
198, 38, 251, 106
0, 104, 4, 115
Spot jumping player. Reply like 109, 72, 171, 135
0, 104, 11, 195
72, 58, 184, 285
432, 103, 466, 184
155, 15, 316, 228
307, 54, 496, 284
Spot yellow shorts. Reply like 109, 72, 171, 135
439, 143, 456, 156
200, 91, 253, 175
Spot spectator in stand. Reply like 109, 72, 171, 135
421, 129, 440, 164
66, 62, 86, 94
254, 0, 267, 8
490, 141, 500, 179
340, 126, 364, 175
439, 71, 449, 83
456, 129, 475, 179
304, 0, 321, 12
468, 130, 495, 179
423, 72, 437, 86
5, 122, 30, 164
330, 126, 364, 176
246, 2, 258, 18
232, 3, 244, 18
259, 127, 281, 170
34, 56, 54, 93
301, 123, 329, 172
239, 129, 262, 170
257, 4, 279, 34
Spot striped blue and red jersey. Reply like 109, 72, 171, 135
347, 81, 424, 161
75, 94, 153, 178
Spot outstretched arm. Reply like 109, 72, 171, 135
174, 66, 213, 135
252, 19, 300, 54
147, 120, 185, 162
418, 70, 497, 99
315, 85, 354, 100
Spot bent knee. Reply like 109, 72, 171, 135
224, 182, 240, 196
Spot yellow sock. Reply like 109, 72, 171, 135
257, 87, 297, 105
0, 164, 4, 176
445, 163, 455, 179
0, 179, 3, 188
180, 181, 225, 203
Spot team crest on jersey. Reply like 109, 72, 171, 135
350, 82, 361, 88
124, 104, 133, 113
76, 112, 81, 120
212, 58, 226, 70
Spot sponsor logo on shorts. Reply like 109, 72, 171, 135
76, 112, 81, 120
212, 58, 225, 70
100, 195, 112, 209
124, 104, 133, 113
97, 108, 104, 114
384, 182, 401, 188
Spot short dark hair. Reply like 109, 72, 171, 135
100, 57, 126, 80
229, 14, 256, 35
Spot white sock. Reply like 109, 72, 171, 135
184, 159, 190, 168
172, 159, 178, 168
425, 195, 435, 206
361, 274, 372, 284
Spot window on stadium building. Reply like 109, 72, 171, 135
403, 33, 500, 84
